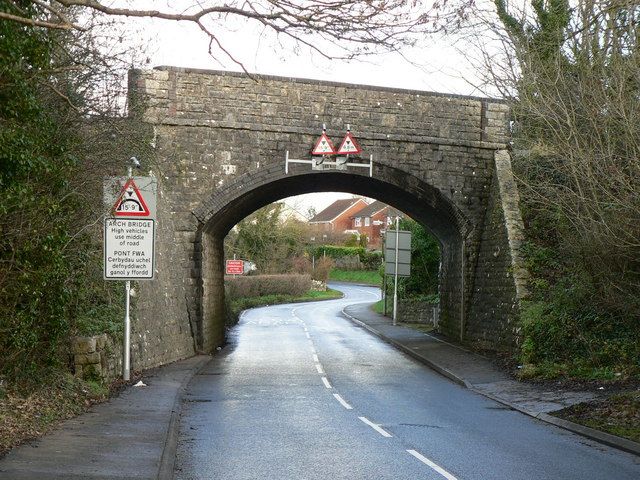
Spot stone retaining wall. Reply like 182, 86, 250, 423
71, 334, 123, 381
398, 299, 440, 326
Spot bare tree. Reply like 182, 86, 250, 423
3, 0, 475, 72
458, 0, 640, 313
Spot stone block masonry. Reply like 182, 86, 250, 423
125, 66, 525, 371
71, 334, 123, 381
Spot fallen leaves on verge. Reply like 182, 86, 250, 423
0, 374, 113, 456
553, 390, 640, 443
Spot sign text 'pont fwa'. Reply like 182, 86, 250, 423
104, 219, 155, 279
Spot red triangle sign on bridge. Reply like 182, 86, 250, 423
337, 131, 362, 155
113, 178, 150, 217
311, 131, 336, 155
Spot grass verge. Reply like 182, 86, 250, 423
551, 391, 640, 443
329, 269, 382, 285
372, 299, 386, 315
0, 374, 110, 456
228, 288, 343, 320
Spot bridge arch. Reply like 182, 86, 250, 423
194, 163, 470, 351
128, 66, 529, 370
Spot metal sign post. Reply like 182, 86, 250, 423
384, 223, 411, 326
103, 163, 157, 381
393, 217, 400, 325
124, 280, 131, 380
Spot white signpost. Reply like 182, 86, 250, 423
103, 172, 157, 381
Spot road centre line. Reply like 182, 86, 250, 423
407, 450, 458, 480
358, 416, 393, 438
321, 377, 332, 389
312, 354, 319, 363
315, 364, 324, 374
305, 331, 311, 339
332, 393, 353, 410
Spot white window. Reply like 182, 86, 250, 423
355, 217, 362, 227
364, 217, 370, 227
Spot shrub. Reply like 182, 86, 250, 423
225, 274, 312, 299
519, 277, 640, 378
312, 256, 334, 282
290, 255, 312, 275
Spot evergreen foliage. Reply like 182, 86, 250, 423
0, 3, 125, 385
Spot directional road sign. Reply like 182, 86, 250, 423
385, 229, 411, 277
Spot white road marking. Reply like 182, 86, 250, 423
358, 416, 392, 437
310, 346, 316, 354
333, 393, 353, 410
312, 354, 319, 363
305, 332, 311, 339
315, 364, 324, 374
321, 377, 332, 389
407, 450, 458, 480
356, 288, 382, 299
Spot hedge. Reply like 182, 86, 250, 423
308, 245, 382, 269
225, 274, 312, 299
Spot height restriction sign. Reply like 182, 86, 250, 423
103, 176, 157, 280
112, 178, 150, 216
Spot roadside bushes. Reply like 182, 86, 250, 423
307, 245, 382, 270
225, 274, 312, 299
290, 255, 334, 282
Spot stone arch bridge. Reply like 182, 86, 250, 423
127, 67, 529, 370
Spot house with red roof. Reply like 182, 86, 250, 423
350, 200, 403, 249
308, 198, 369, 241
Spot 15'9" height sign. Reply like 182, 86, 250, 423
103, 176, 157, 280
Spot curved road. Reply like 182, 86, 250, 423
174, 284, 640, 480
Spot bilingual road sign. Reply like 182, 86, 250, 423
104, 218, 155, 279
385, 229, 411, 277
103, 176, 157, 280
226, 260, 244, 275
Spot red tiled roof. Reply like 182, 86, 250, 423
309, 198, 365, 223
351, 200, 402, 219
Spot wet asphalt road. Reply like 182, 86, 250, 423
174, 284, 640, 480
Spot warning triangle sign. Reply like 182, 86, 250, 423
337, 131, 362, 155
312, 132, 336, 155
113, 178, 150, 217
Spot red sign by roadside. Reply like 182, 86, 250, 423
226, 260, 244, 275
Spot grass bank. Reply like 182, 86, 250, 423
0, 374, 110, 456
228, 288, 343, 322
329, 269, 382, 285
552, 390, 640, 443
